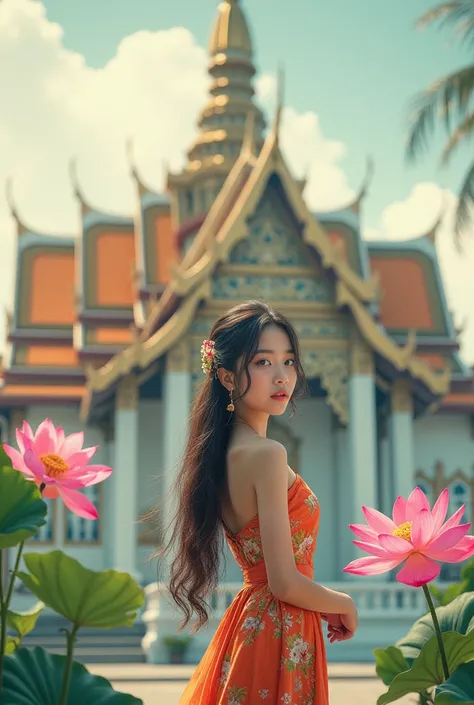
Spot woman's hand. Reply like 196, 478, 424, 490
321, 602, 358, 643
321, 613, 346, 642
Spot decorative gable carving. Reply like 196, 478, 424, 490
228, 181, 309, 267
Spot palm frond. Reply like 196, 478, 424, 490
417, 1, 474, 46
441, 110, 474, 163
455, 159, 474, 243
406, 64, 474, 162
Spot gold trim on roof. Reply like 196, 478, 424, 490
81, 279, 211, 412
83, 90, 450, 412
5, 178, 30, 237
163, 112, 379, 304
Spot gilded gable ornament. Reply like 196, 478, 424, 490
302, 349, 349, 425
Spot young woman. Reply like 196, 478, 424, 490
160, 299, 359, 704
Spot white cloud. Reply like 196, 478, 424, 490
364, 183, 474, 364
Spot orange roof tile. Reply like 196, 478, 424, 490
94, 327, 133, 344
26, 346, 79, 367
0, 384, 85, 400
95, 232, 135, 307
370, 257, 433, 330
442, 393, 474, 406
26, 251, 75, 326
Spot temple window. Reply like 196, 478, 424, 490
449, 481, 470, 522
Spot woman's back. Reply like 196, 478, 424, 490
221, 433, 297, 539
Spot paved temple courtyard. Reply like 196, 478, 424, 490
88, 664, 416, 704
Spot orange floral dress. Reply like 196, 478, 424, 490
179, 474, 329, 705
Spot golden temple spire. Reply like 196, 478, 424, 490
69, 158, 91, 217
168, 0, 267, 230
272, 65, 285, 147
185, 0, 265, 175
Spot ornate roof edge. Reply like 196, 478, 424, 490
152, 106, 379, 307
335, 280, 451, 396
341, 156, 374, 215
80, 279, 211, 420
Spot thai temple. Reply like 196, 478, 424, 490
1, 0, 474, 662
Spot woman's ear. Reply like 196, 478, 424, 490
217, 367, 234, 392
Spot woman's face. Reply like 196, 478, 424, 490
235, 325, 298, 416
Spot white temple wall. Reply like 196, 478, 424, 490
414, 412, 474, 522
137, 399, 164, 584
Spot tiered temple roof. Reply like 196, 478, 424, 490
1, 0, 472, 417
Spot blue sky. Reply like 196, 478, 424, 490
42, 0, 471, 228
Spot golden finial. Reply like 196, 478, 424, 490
272, 65, 285, 146
126, 137, 149, 198
5, 178, 29, 236
69, 158, 91, 216
350, 156, 374, 214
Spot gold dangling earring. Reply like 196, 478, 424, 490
226, 388, 235, 412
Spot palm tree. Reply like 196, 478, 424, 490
406, 1, 474, 242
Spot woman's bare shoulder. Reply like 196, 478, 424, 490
228, 437, 288, 485
228, 436, 287, 471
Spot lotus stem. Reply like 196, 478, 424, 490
0, 541, 25, 693
58, 625, 79, 705
0, 482, 46, 690
422, 584, 450, 681
0, 549, 5, 691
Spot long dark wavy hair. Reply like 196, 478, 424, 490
155, 300, 308, 632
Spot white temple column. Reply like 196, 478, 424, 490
142, 338, 193, 664
390, 379, 414, 502
112, 373, 139, 579
161, 339, 192, 553
348, 334, 378, 523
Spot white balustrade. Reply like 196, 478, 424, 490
141, 580, 448, 663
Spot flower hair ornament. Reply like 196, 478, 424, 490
200, 338, 235, 412
201, 339, 219, 377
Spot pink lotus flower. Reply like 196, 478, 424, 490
343, 486, 474, 587
3, 419, 112, 520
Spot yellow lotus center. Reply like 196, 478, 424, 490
40, 453, 69, 478
392, 521, 412, 542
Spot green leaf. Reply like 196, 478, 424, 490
435, 662, 474, 704
378, 631, 474, 705
5, 636, 20, 654
7, 601, 45, 638
397, 592, 474, 663
374, 645, 410, 686
0, 465, 47, 548
0, 646, 143, 704
17, 550, 145, 628
455, 160, 474, 239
